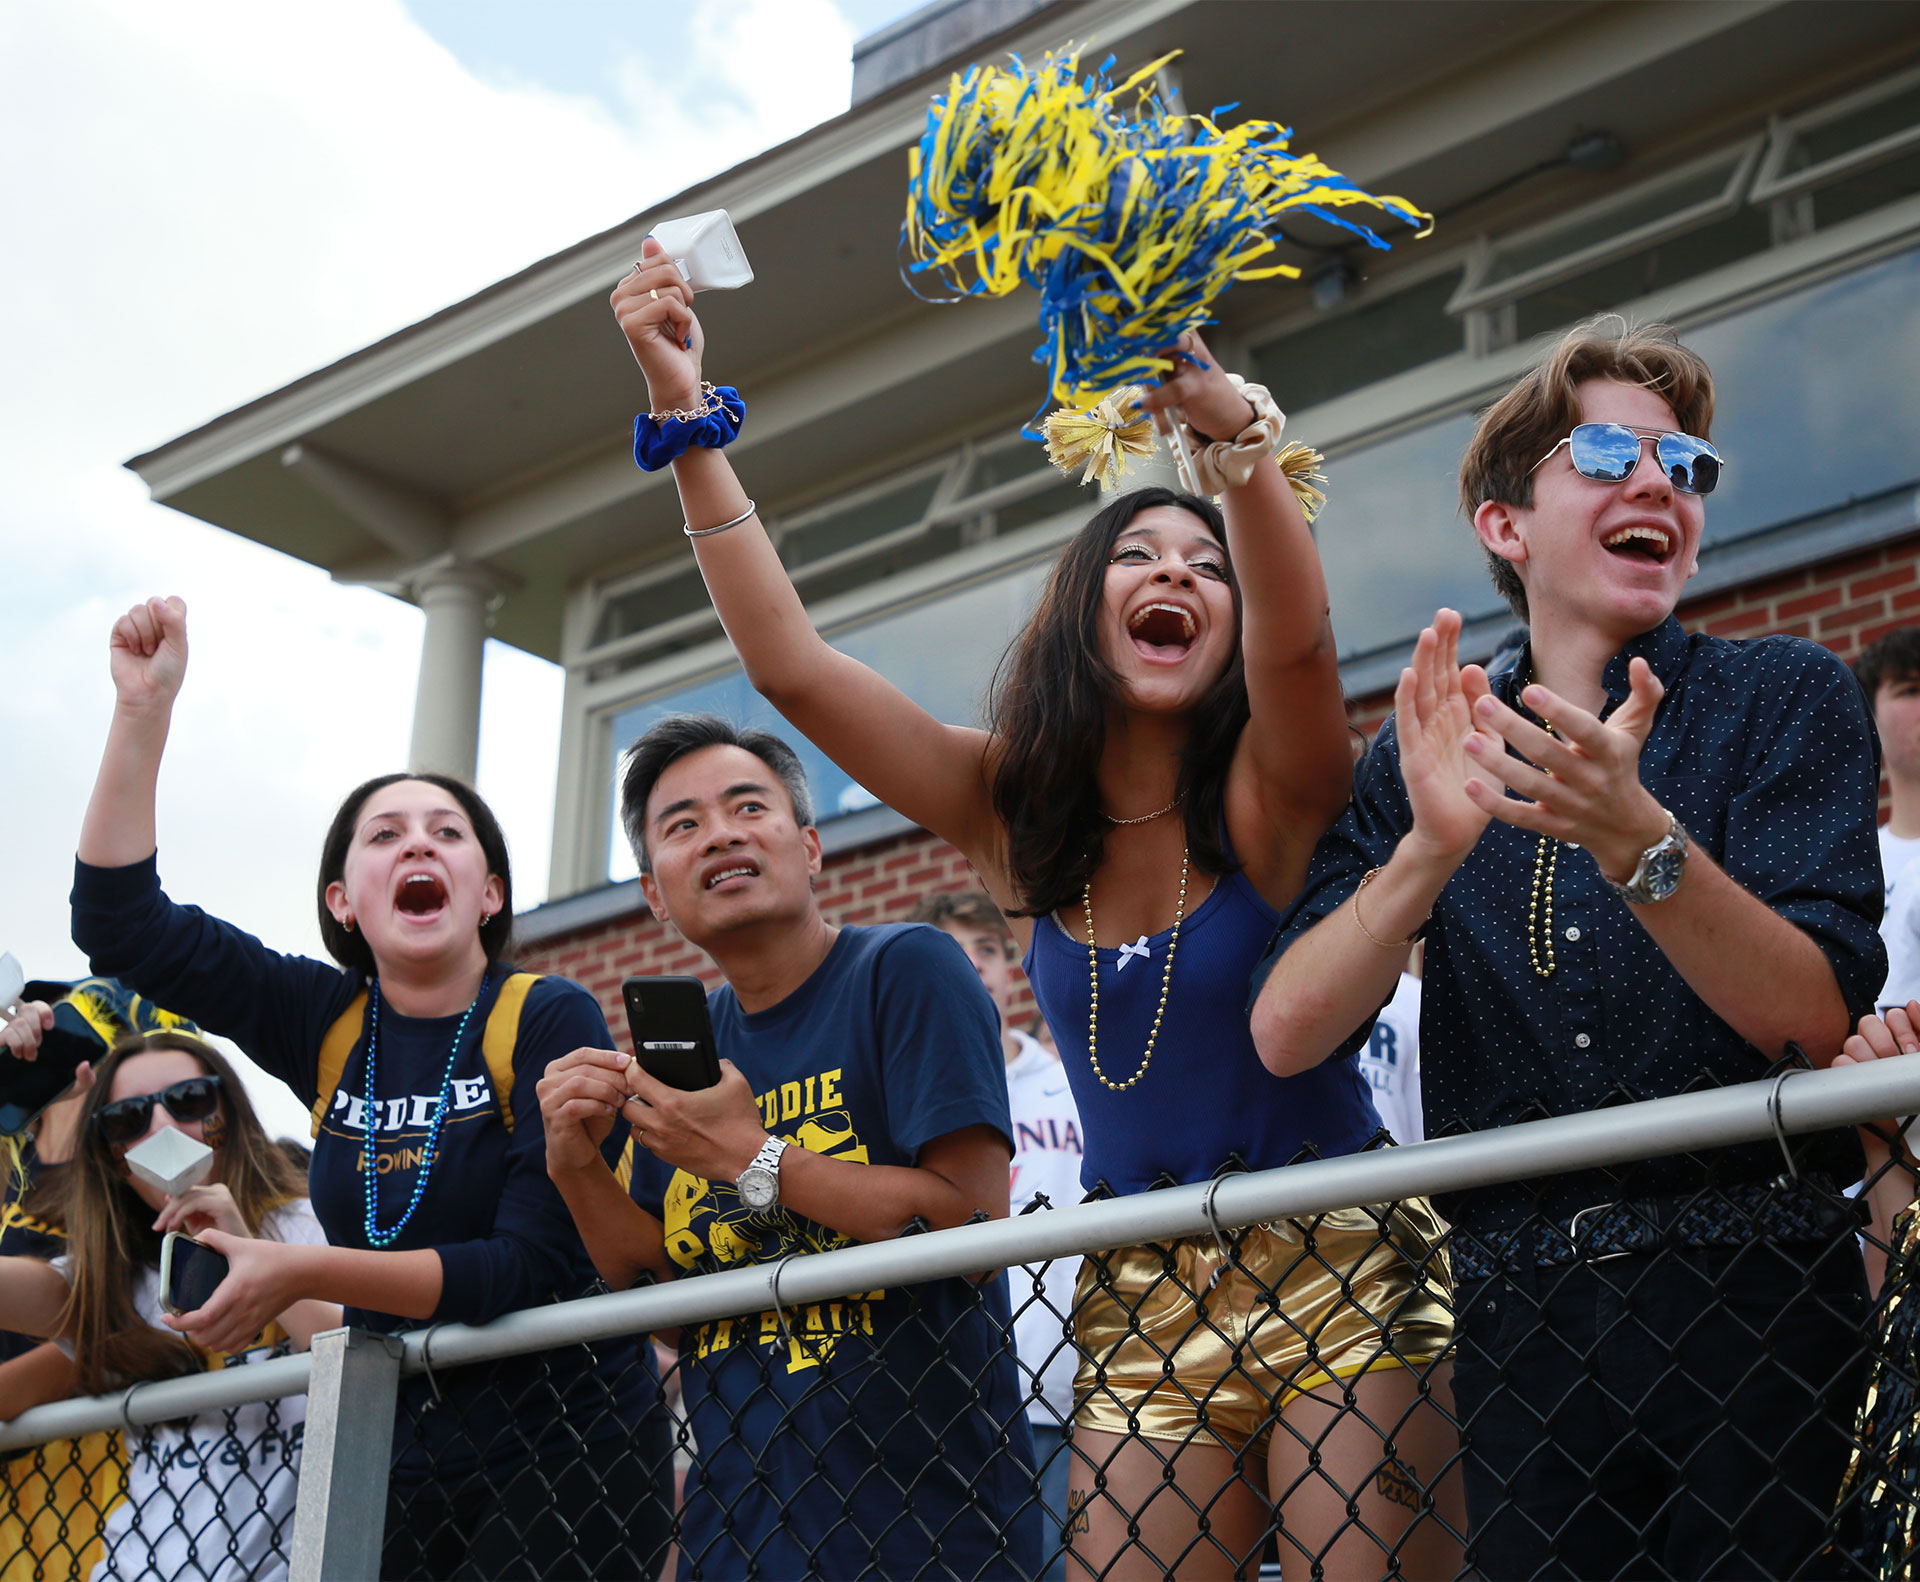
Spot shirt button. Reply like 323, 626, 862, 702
1564, 926, 1582, 942
1574, 1033, 1592, 1049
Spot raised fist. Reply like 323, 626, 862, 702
109, 596, 189, 716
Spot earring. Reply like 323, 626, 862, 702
343, 918, 355, 934
479, 912, 493, 929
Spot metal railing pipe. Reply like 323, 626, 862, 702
394, 1054, 1920, 1375
0, 1054, 1914, 1446
0, 1349, 313, 1452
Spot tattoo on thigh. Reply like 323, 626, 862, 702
1066, 1488, 1091, 1536
1376, 1461, 1421, 1511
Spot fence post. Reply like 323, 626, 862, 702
290, 1326, 402, 1582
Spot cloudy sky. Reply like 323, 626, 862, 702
0, 0, 920, 1135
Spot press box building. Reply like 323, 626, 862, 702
127, 0, 1920, 1021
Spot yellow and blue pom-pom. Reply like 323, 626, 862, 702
903, 47, 1431, 435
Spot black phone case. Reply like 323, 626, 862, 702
163, 1235, 232, 1316
0, 1017, 94, 1136
622, 977, 723, 1091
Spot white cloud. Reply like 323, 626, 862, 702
0, 0, 850, 1137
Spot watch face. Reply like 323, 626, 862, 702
737, 1167, 778, 1211
1644, 845, 1685, 901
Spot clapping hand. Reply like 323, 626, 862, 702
1397, 609, 1502, 866
1463, 658, 1668, 882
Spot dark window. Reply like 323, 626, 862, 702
781, 472, 943, 569
593, 564, 714, 648
1252, 271, 1463, 413
1512, 206, 1773, 342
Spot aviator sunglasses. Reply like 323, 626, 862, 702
94, 1075, 223, 1146
1532, 422, 1724, 495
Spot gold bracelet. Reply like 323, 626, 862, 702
650, 381, 722, 424
1350, 866, 1424, 949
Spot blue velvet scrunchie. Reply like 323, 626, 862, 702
632, 386, 746, 472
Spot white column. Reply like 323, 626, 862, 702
408, 566, 493, 782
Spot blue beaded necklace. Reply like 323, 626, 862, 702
361, 975, 486, 1249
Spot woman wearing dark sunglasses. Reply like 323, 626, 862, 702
58, 596, 669, 1580
0, 1029, 329, 1580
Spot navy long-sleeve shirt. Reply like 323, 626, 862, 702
1254, 618, 1886, 1230
71, 854, 652, 1484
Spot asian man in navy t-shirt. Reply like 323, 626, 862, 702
539, 714, 1036, 1581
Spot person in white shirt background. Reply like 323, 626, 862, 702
1858, 630, 1920, 1013
909, 891, 1082, 1582
1346, 723, 1429, 1148
1851, 627, 1920, 1291
1359, 943, 1425, 1145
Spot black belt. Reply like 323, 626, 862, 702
1448, 1174, 1865, 1283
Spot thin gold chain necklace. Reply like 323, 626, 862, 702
1106, 795, 1181, 826
1082, 845, 1190, 1092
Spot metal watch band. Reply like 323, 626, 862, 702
1608, 812, 1690, 905
735, 1136, 788, 1209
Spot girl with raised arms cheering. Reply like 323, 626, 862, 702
60, 597, 668, 1580
608, 238, 1463, 1579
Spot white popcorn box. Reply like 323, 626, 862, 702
649, 210, 753, 293
125, 1129, 215, 1196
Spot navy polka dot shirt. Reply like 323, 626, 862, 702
1255, 616, 1886, 1228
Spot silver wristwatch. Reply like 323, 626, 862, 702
735, 1136, 788, 1211
1606, 811, 1690, 905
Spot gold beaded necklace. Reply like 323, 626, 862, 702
1082, 845, 1190, 1092
1526, 692, 1560, 979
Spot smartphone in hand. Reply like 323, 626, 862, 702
622, 977, 723, 1091
159, 1231, 231, 1318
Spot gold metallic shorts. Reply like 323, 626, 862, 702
1072, 1199, 1454, 1454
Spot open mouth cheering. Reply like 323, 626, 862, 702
1127, 601, 1199, 659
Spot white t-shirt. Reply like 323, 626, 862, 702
1878, 827, 1920, 1014
1357, 974, 1424, 1145
53, 1199, 326, 1582
1005, 1032, 1084, 1426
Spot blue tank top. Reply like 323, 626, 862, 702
1025, 861, 1381, 1196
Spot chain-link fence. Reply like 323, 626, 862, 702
5, 1056, 1920, 1580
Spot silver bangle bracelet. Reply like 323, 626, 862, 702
684, 499, 757, 539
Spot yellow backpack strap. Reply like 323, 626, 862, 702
312, 992, 369, 1139
614, 1137, 635, 1194
480, 974, 542, 1133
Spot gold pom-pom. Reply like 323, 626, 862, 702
1277, 441, 1328, 523
1042, 386, 1157, 491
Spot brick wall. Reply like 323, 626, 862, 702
1348, 531, 1920, 737
527, 529, 1920, 1037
